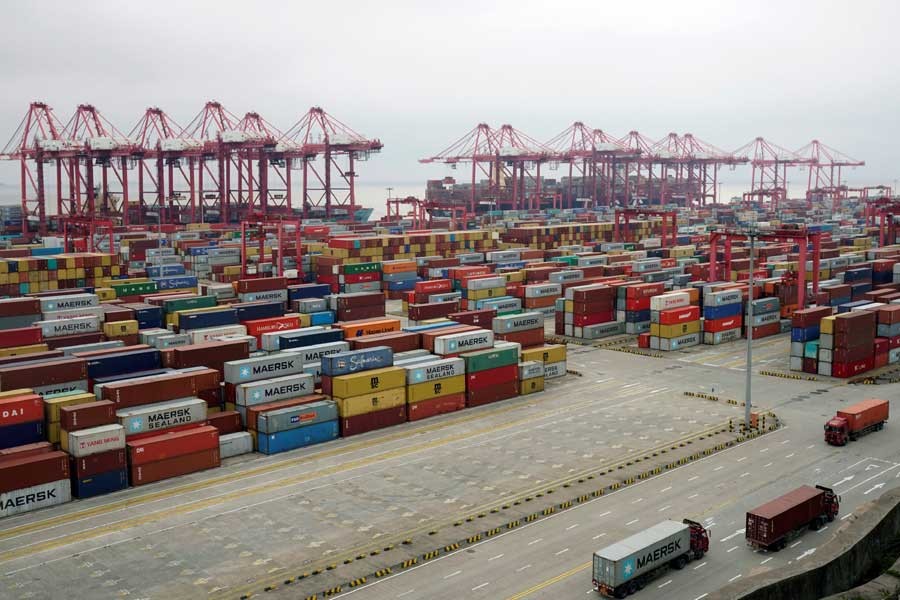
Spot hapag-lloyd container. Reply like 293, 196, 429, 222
126, 425, 219, 466
649, 292, 691, 312
0, 479, 71, 517
37, 316, 101, 338
404, 358, 464, 384
117, 397, 208, 436
224, 353, 304, 384
257, 399, 338, 434
235, 373, 315, 406
321, 347, 394, 377
63, 424, 127, 458
492, 312, 542, 334
219, 431, 253, 458
434, 330, 494, 355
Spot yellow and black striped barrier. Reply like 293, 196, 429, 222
542, 507, 555, 516
304, 595, 317, 600
375, 568, 392, 577
486, 527, 502, 536
444, 543, 460, 552
507, 520, 520, 529
400, 558, 418, 569
526, 514, 538, 522
348, 577, 367, 588
423, 550, 440, 560
467, 534, 482, 543
322, 586, 342, 597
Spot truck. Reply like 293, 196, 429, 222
745, 485, 840, 551
592, 519, 709, 598
824, 398, 889, 446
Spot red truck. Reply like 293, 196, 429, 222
746, 485, 840, 551
825, 399, 889, 446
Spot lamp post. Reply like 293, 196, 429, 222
744, 225, 758, 428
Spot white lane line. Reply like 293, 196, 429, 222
516, 564, 532, 572
658, 505, 672, 512
737, 457, 747, 462
764, 462, 773, 468
660, 486, 672, 492
760, 557, 773, 565
781, 439, 791, 444
729, 574, 742, 583
740, 472, 750, 478
790, 541, 802, 548
693, 562, 707, 570
444, 570, 461, 579
688, 476, 699, 482
592, 534, 606, 540
806, 444, 815, 449
845, 465, 900, 493
760, 448, 769, 453
527, 538, 543, 546
472, 582, 489, 591
599, 511, 611, 518
727, 546, 738, 553
714, 466, 724, 471
695, 595, 709, 600
841, 513, 854, 521
631, 498, 644, 504
555, 548, 569, 556
818, 526, 829, 533
398, 591, 415, 598
785, 453, 795, 459
688, 493, 699, 499
489, 554, 504, 561
658, 579, 672, 588
626, 519, 639, 526
566, 524, 579, 531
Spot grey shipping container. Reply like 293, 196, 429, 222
219, 432, 254, 458
0, 479, 72, 518
257, 399, 338, 434
224, 353, 304, 384
593, 521, 689, 590
235, 373, 315, 406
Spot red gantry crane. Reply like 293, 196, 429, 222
491, 124, 559, 212
733, 137, 814, 211
795, 140, 865, 211
420, 123, 500, 215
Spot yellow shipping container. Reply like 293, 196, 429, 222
521, 344, 566, 364
330, 366, 407, 398
820, 315, 835, 335
96, 288, 116, 301
0, 343, 48, 357
467, 287, 506, 301
0, 388, 33, 399
406, 375, 465, 403
43, 392, 95, 423
103, 320, 139, 337
650, 321, 701, 339
333, 387, 406, 418
520, 377, 545, 395
502, 270, 525, 283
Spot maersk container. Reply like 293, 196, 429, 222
39, 293, 99, 313
42, 305, 106, 321
0, 479, 71, 517
38, 316, 101, 338
405, 357, 465, 384
238, 289, 289, 304
72, 468, 128, 499
257, 399, 338, 434
235, 373, 315, 406
525, 283, 562, 298
704, 290, 742, 306
467, 276, 506, 291
543, 361, 567, 379
656, 333, 700, 351
116, 397, 208, 436
224, 353, 304, 384
434, 330, 494, 355
492, 312, 542, 334
581, 321, 626, 339
156, 334, 192, 348
593, 521, 690, 591
257, 420, 339, 454
321, 347, 394, 377
285, 341, 350, 364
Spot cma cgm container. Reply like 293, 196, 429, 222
593, 519, 709, 598
745, 485, 840, 551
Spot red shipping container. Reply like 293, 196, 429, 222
751, 323, 781, 338
637, 333, 651, 349
0, 327, 42, 350
44, 333, 104, 350
832, 357, 874, 378
415, 279, 452, 295
625, 282, 665, 299
573, 301, 614, 315
0, 394, 44, 427
0, 451, 69, 494
59, 400, 117, 432
791, 306, 833, 328
875, 337, 890, 355
206, 411, 243, 435
236, 277, 286, 294
337, 305, 385, 322
0, 358, 87, 391
832, 345, 874, 364
243, 315, 302, 339
407, 393, 466, 422
130, 448, 220, 486
467, 365, 518, 392
71, 449, 127, 478
658, 306, 701, 326
891, 336, 900, 350
128, 422, 204, 442
350, 331, 421, 354
101, 372, 198, 409
573, 312, 615, 327
172, 340, 249, 372
802, 357, 817, 374
127, 425, 219, 466
0, 298, 40, 318
466, 380, 519, 407
705, 315, 743, 333
0, 441, 53, 462
0, 350, 64, 366
449, 309, 496, 328
340, 405, 407, 437
496, 328, 544, 348
875, 352, 889, 368
409, 301, 460, 322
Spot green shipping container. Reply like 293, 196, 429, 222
162, 295, 218, 314
342, 262, 382, 275
461, 344, 518, 373
112, 282, 158, 297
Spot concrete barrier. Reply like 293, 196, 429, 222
706, 488, 900, 600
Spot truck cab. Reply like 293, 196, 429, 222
684, 519, 710, 555
824, 416, 849, 446
818, 485, 840, 522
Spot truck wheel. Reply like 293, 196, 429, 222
827, 513, 835, 523
810, 518, 821, 531
628, 581, 638, 595
614, 589, 627, 599
673, 555, 688, 570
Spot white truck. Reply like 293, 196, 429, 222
592, 519, 709, 598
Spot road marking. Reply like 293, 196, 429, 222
631, 498, 643, 504
555, 548, 569, 556
688, 493, 699, 499
727, 546, 738, 553
797, 548, 817, 560
693, 562, 707, 570
729, 574, 742, 582
516, 564, 532, 572
740, 472, 750, 478
599, 511, 612, 518
785, 453, 795, 458
658, 579, 672, 588
846, 465, 900, 493
790, 541, 802, 548
566, 524, 579, 531
626, 519, 639, 526
865, 483, 886, 495
527, 538, 543, 546
760, 448, 769, 453
695, 595, 709, 600
781, 439, 791, 444
688, 476, 699, 482
806, 444, 815, 449
714, 466, 724, 471
472, 582, 490, 591
720, 529, 745, 542
832, 475, 854, 487
661, 486, 672, 492
760, 557, 773, 565
592, 534, 606, 540
839, 458, 870, 473
763, 462, 773, 468
658, 505, 672, 512
841, 513, 853, 521
444, 570, 461, 579
397, 591, 415, 598
489, 554, 504, 561
817, 526, 828, 533
503, 562, 591, 600
737, 457, 747, 462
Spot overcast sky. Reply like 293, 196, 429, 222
2, 0, 899, 201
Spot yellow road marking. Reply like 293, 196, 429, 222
504, 561, 591, 600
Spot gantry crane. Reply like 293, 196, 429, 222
796, 140, 865, 211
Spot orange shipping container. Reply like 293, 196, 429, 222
336, 318, 401, 339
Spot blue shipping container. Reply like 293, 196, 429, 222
257, 420, 339, 454
86, 349, 162, 380
288, 283, 331, 301
703, 303, 742, 321
321, 346, 394, 377
278, 328, 344, 350
791, 325, 820, 342
146, 264, 186, 277
72, 468, 128, 499
179, 308, 239, 331
387, 280, 417, 292
625, 309, 652, 323
137, 317, 164, 330
0, 420, 44, 449
154, 275, 199, 290
235, 301, 285, 322
309, 311, 336, 326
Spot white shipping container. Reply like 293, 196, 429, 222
524, 283, 562, 298
259, 326, 326, 351
492, 312, 543, 333
467, 276, 506, 291
238, 289, 289, 304
650, 292, 690, 312
704, 290, 742, 306
549, 270, 583, 283
518, 360, 545, 380
219, 431, 253, 458
224, 353, 304, 384
34, 380, 88, 397
543, 361, 567, 379
38, 316, 101, 338
190, 324, 248, 345
214, 334, 258, 353
404, 357, 465, 384
658, 332, 700, 351
41, 305, 106, 322
66, 424, 126, 458
235, 373, 315, 406
433, 330, 494, 355
117, 397, 207, 436
39, 293, 99, 313
0, 479, 71, 518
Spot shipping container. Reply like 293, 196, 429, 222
330, 366, 406, 398
127, 425, 219, 466
404, 357, 465, 384
117, 397, 208, 437
340, 405, 407, 437
219, 431, 253, 458
407, 393, 466, 421
71, 448, 127, 478
257, 400, 338, 434
332, 387, 406, 418
62, 424, 126, 458
0, 479, 71, 518
224, 353, 304, 384
72, 468, 128, 499
407, 375, 466, 403
257, 420, 339, 454
129, 448, 220, 486
235, 373, 315, 406
433, 330, 495, 355
746, 485, 839, 550
0, 451, 69, 494
321, 347, 394, 377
